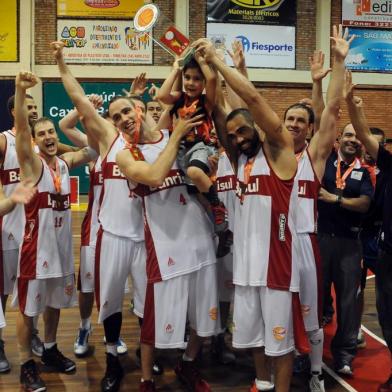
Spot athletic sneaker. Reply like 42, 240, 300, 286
210, 202, 228, 233
249, 380, 274, 391
356, 329, 366, 349
20, 359, 46, 392
378, 374, 392, 392
0, 339, 10, 373
139, 379, 156, 392
74, 326, 92, 356
211, 333, 236, 365
41, 344, 76, 373
103, 336, 128, 355
309, 372, 325, 392
101, 353, 123, 392
135, 347, 164, 375
335, 361, 353, 376
31, 331, 44, 357
175, 359, 211, 391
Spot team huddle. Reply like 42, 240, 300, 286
0, 25, 391, 392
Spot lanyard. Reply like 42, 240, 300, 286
336, 156, 357, 190
42, 157, 61, 194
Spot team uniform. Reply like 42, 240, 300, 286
296, 148, 322, 331
95, 134, 146, 322
12, 157, 76, 316
232, 147, 302, 356
132, 130, 219, 349
215, 151, 236, 302
0, 130, 25, 296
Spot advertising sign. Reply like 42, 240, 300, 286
207, 23, 295, 68
342, 0, 392, 29
57, 19, 152, 64
57, 0, 144, 18
0, 0, 18, 61
345, 28, 392, 72
207, 0, 296, 26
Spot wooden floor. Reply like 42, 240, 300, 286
0, 208, 382, 391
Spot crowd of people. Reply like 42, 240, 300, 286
0, 24, 391, 392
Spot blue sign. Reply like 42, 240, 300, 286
346, 28, 392, 72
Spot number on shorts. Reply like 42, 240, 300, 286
179, 193, 187, 205
55, 216, 63, 228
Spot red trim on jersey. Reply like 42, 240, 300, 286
140, 281, 155, 345
292, 292, 310, 354
0, 218, 3, 295
17, 278, 28, 315
81, 167, 95, 246
94, 226, 104, 311
309, 233, 323, 326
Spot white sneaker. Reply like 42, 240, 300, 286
74, 327, 92, 356
103, 336, 128, 355
336, 364, 353, 376
309, 372, 325, 392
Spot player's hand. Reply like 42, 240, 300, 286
318, 187, 338, 204
309, 50, 331, 82
88, 93, 103, 109
193, 38, 216, 63
172, 113, 205, 139
331, 24, 355, 61
15, 71, 39, 90
148, 83, 159, 100
227, 40, 246, 70
50, 41, 65, 60
208, 153, 219, 176
130, 72, 148, 96
343, 70, 361, 107
10, 179, 37, 204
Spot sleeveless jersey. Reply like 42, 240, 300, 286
0, 130, 25, 250
233, 146, 299, 292
216, 151, 236, 232
295, 148, 321, 234
132, 130, 216, 283
19, 157, 73, 279
98, 134, 144, 241
81, 157, 102, 247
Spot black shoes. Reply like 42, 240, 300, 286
0, 339, 10, 372
41, 344, 76, 373
20, 359, 46, 392
101, 353, 124, 392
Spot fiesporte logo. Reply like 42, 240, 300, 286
235, 35, 294, 53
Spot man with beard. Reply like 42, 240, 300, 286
317, 123, 373, 375
195, 39, 306, 392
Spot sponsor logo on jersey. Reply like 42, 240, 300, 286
167, 257, 175, 267
209, 307, 218, 321
8, 233, 14, 241
85, 272, 92, 280
65, 284, 74, 296
35, 293, 41, 302
165, 323, 174, 333
272, 326, 286, 341
42, 261, 49, 269
298, 181, 307, 196
216, 175, 235, 192
7, 169, 20, 185
278, 214, 286, 241
150, 170, 185, 192
25, 219, 35, 242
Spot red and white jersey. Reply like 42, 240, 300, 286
233, 146, 299, 292
295, 148, 321, 234
98, 134, 144, 241
216, 151, 236, 232
0, 130, 25, 250
132, 130, 216, 283
81, 157, 102, 247
18, 157, 73, 279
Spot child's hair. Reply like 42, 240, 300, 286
183, 57, 204, 78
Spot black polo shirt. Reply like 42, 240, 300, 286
376, 145, 392, 253
318, 150, 374, 239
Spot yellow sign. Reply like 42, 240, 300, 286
0, 0, 18, 62
57, 0, 144, 18
230, 0, 283, 8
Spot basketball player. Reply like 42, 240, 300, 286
14, 70, 98, 392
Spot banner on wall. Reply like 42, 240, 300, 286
57, 0, 144, 18
57, 19, 152, 64
0, 0, 18, 61
207, 23, 295, 68
345, 28, 392, 72
207, 0, 296, 26
342, 0, 392, 28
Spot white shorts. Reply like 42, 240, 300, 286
141, 263, 220, 349
78, 245, 96, 293
217, 249, 234, 303
233, 286, 295, 356
0, 300, 5, 328
95, 228, 146, 323
11, 275, 77, 317
0, 249, 18, 295
298, 233, 322, 331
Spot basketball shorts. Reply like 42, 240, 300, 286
0, 249, 18, 295
217, 249, 234, 303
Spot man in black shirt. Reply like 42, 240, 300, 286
318, 123, 373, 375
345, 72, 392, 392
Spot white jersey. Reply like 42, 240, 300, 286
216, 151, 236, 232
295, 148, 320, 234
0, 130, 25, 250
19, 157, 73, 279
81, 157, 102, 247
233, 146, 299, 292
98, 135, 144, 241
133, 130, 216, 283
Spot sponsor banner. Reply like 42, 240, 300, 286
207, 0, 296, 26
207, 23, 295, 68
57, 19, 152, 64
345, 27, 392, 72
57, 0, 144, 18
0, 0, 18, 61
342, 0, 392, 29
